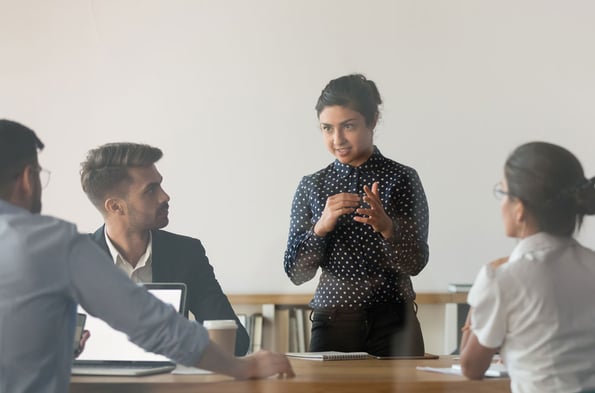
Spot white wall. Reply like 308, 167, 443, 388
2, 0, 594, 295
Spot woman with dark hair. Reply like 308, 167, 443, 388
460, 142, 595, 392
283, 74, 429, 356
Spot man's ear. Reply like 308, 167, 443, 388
20, 165, 36, 197
104, 197, 125, 216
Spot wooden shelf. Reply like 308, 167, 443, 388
228, 292, 467, 306
229, 292, 469, 353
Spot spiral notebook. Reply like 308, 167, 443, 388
286, 351, 371, 361
286, 351, 440, 361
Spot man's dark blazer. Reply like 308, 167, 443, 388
91, 226, 250, 356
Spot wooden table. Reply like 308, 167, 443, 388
70, 356, 511, 393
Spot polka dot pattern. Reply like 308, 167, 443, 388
284, 147, 429, 310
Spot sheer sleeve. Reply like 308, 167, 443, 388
283, 176, 328, 285
376, 168, 429, 276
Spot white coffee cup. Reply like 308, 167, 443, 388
203, 320, 237, 355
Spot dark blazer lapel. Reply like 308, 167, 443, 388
91, 225, 110, 256
151, 230, 175, 282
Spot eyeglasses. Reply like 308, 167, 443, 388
34, 166, 51, 189
493, 182, 511, 200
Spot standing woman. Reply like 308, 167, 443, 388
460, 142, 595, 393
284, 74, 429, 356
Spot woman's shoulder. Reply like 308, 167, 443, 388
372, 152, 420, 177
473, 257, 521, 286
468, 260, 521, 306
386, 160, 419, 177
379, 160, 424, 188
486, 254, 537, 284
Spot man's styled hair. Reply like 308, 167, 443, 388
0, 119, 44, 197
80, 143, 163, 211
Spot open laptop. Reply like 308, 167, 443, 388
72, 282, 187, 376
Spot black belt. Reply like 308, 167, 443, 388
310, 301, 418, 321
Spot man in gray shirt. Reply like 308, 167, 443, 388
0, 119, 294, 393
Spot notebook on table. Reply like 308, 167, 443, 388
286, 351, 371, 361
286, 351, 440, 361
72, 282, 187, 376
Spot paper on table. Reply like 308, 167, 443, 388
451, 363, 508, 377
417, 363, 508, 378
416, 366, 462, 376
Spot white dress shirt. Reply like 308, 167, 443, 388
104, 228, 153, 283
469, 232, 595, 393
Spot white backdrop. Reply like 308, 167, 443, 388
2, 0, 594, 294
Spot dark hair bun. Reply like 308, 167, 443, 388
363, 77, 383, 106
575, 177, 595, 215
315, 74, 382, 127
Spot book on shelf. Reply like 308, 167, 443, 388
447, 283, 473, 293
249, 313, 263, 353
286, 351, 370, 361
289, 311, 298, 352
236, 313, 247, 329
294, 308, 306, 352
275, 308, 290, 353
275, 306, 312, 353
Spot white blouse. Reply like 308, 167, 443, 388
469, 232, 595, 393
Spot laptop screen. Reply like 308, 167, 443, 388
76, 283, 186, 363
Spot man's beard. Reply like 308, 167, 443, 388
31, 186, 42, 214
31, 198, 41, 214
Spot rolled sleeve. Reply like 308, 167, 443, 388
468, 265, 507, 349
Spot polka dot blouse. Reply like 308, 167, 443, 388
284, 147, 429, 310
